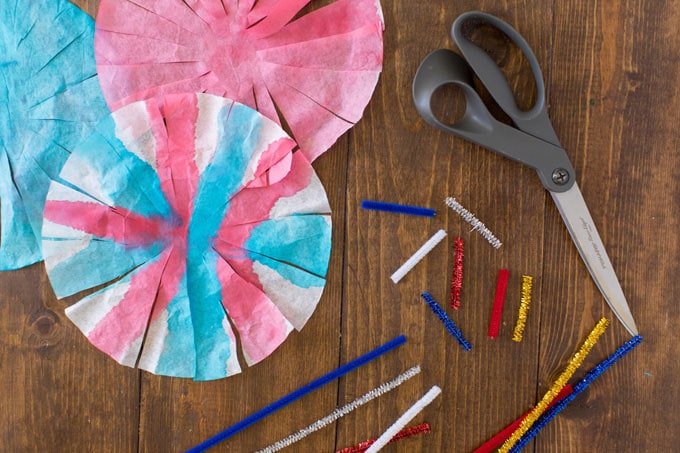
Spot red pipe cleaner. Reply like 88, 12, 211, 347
450, 238, 464, 309
488, 269, 510, 338
473, 385, 573, 453
336, 423, 431, 453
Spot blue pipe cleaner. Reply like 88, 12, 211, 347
187, 335, 407, 452
361, 200, 436, 217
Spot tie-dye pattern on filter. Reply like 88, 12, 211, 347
94, 0, 384, 163
42, 93, 332, 381
0, 0, 108, 269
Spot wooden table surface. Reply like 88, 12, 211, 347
2, 1, 679, 451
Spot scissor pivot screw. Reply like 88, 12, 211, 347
552, 168, 570, 185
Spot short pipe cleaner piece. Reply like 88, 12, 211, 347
337, 423, 432, 453
509, 335, 643, 453
512, 275, 534, 342
421, 292, 472, 350
390, 230, 447, 283
187, 335, 407, 453
361, 200, 436, 218
256, 365, 422, 453
488, 269, 510, 339
498, 318, 610, 453
444, 197, 502, 249
450, 238, 464, 310
365, 386, 442, 453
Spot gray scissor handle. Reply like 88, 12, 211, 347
412, 48, 575, 193
451, 11, 559, 144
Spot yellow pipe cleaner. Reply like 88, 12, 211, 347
512, 275, 534, 342
499, 317, 610, 452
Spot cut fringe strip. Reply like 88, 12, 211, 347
498, 318, 610, 452
444, 197, 501, 249
361, 200, 436, 218
187, 335, 407, 453
390, 230, 447, 283
365, 386, 442, 453
337, 423, 432, 453
257, 366, 422, 453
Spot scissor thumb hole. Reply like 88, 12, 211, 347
428, 83, 468, 128
425, 82, 505, 135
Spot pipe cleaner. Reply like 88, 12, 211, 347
256, 366, 421, 453
512, 275, 534, 342
421, 292, 472, 350
337, 423, 432, 453
488, 269, 510, 339
498, 318, 610, 452
187, 335, 407, 453
390, 230, 447, 283
509, 335, 643, 452
361, 200, 436, 217
473, 385, 574, 453
444, 197, 502, 249
365, 386, 442, 453
450, 238, 464, 309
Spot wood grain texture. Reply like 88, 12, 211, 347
1, 0, 678, 451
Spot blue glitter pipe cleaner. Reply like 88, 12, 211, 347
509, 335, 643, 452
421, 292, 472, 350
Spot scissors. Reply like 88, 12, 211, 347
413, 11, 638, 336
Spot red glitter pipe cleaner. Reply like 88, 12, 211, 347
488, 269, 509, 338
336, 423, 431, 453
450, 238, 464, 309
473, 385, 573, 453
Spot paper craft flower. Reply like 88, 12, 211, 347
95, 0, 384, 162
42, 93, 332, 381
0, 0, 108, 269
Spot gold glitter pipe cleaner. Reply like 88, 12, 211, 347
512, 275, 534, 342
499, 317, 610, 452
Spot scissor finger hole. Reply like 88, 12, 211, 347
430, 81, 513, 130
459, 19, 538, 112
430, 83, 467, 127
472, 75, 515, 126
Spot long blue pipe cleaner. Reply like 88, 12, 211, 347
186, 335, 407, 452
421, 292, 472, 350
361, 200, 436, 217
509, 335, 643, 453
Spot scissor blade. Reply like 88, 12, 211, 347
550, 183, 638, 336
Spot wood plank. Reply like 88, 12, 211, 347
337, 1, 553, 451
73, 0, 97, 17
0, 2, 139, 451
540, 0, 680, 450
0, 1, 678, 451
0, 264, 140, 451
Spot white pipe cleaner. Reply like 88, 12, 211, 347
390, 230, 447, 283
365, 385, 442, 453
